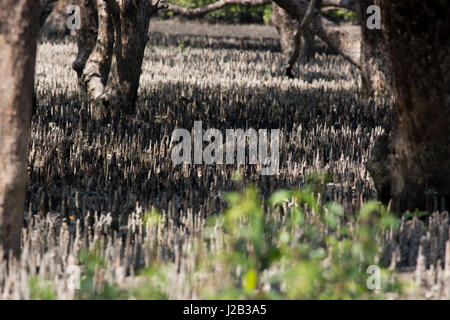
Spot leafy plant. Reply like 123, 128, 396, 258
75, 248, 125, 300
305, 171, 332, 194
199, 186, 403, 299
323, 9, 359, 24
29, 277, 57, 300
178, 40, 186, 53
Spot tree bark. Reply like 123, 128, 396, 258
104, 0, 163, 114
73, 0, 166, 116
40, 0, 73, 38
366, 134, 391, 204
272, 1, 321, 78
80, 0, 114, 117
379, 0, 450, 213
0, 0, 40, 257
359, 0, 391, 96
170, 0, 359, 80
40, 0, 57, 27
272, 3, 302, 77
73, 0, 99, 93
273, 0, 360, 67
168, 0, 317, 78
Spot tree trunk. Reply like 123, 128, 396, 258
40, 0, 57, 27
0, 0, 40, 257
81, 0, 114, 118
380, 0, 450, 213
168, 0, 356, 78
73, 0, 99, 95
73, 0, 166, 117
273, 0, 360, 67
40, 0, 73, 38
104, 0, 155, 114
359, 0, 391, 96
302, 28, 316, 61
272, 1, 321, 78
272, 3, 302, 77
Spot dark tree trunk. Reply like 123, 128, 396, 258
302, 28, 316, 61
366, 134, 391, 204
272, 3, 302, 78
0, 0, 40, 257
273, 0, 360, 67
104, 0, 156, 114
359, 0, 391, 96
40, 0, 73, 38
379, 0, 450, 213
73, 0, 166, 117
169, 0, 361, 79
40, 0, 57, 27
272, 1, 321, 78
73, 0, 100, 105
302, 0, 322, 62
81, 0, 114, 118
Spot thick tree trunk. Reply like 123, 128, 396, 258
104, 0, 156, 114
273, 0, 360, 67
0, 0, 40, 257
366, 134, 391, 204
171, 0, 357, 79
81, 0, 114, 118
359, 0, 391, 96
272, 1, 321, 78
73, 0, 99, 94
379, 0, 450, 213
40, 0, 73, 38
73, 0, 166, 116
272, 3, 302, 77
302, 28, 316, 61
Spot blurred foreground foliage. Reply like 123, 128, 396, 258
43, 177, 404, 300
204, 185, 402, 299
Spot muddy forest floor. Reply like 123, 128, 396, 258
1, 21, 447, 299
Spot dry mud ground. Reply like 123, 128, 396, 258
1, 21, 448, 299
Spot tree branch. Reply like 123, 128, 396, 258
321, 0, 359, 12
297, 0, 316, 35
166, 0, 271, 17
149, 0, 170, 15
167, 0, 358, 18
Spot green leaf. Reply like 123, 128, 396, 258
359, 201, 381, 220
243, 268, 258, 291
143, 208, 161, 227
324, 213, 339, 229
225, 192, 241, 206
327, 202, 344, 217
232, 170, 243, 181
269, 190, 292, 206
